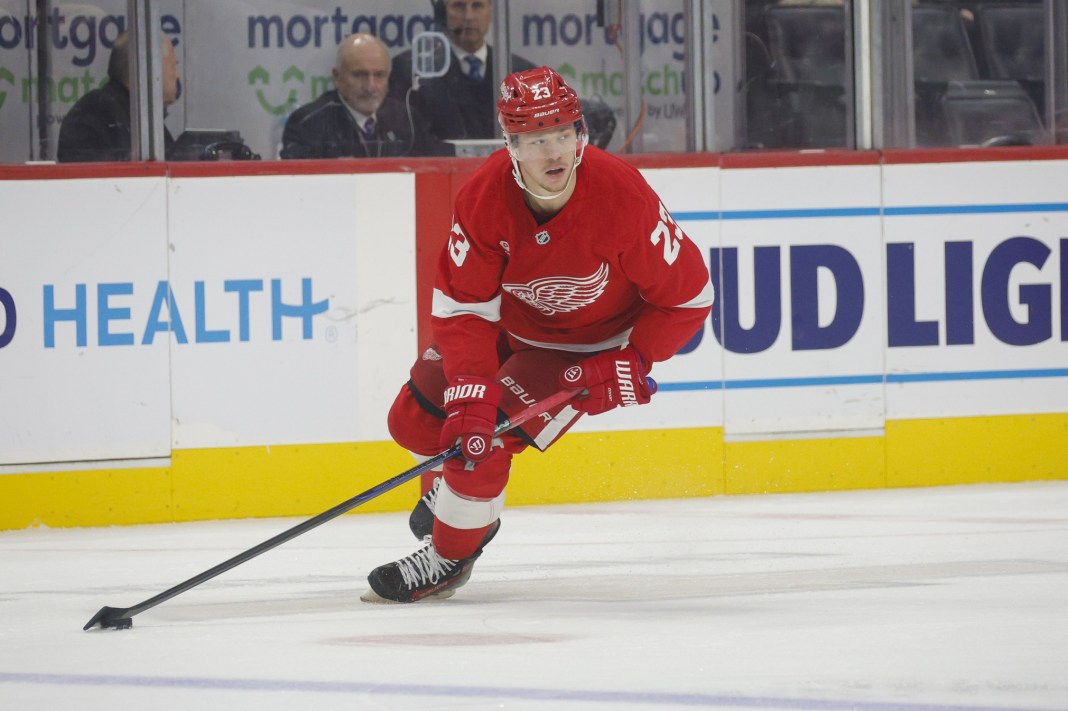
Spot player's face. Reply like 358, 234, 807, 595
333, 43, 390, 115
446, 0, 492, 54
511, 125, 579, 191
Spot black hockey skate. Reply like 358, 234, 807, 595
361, 522, 500, 604
408, 476, 440, 539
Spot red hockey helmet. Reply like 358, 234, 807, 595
497, 66, 584, 135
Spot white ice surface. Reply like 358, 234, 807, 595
1, 482, 1067, 711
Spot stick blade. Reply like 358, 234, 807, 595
83, 606, 134, 631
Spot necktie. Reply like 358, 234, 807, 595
362, 117, 376, 140
465, 55, 483, 81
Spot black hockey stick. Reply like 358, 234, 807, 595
83, 387, 579, 631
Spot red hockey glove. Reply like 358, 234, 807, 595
560, 346, 656, 416
440, 375, 503, 462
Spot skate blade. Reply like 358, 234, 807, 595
360, 588, 457, 604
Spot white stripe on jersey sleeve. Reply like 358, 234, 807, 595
677, 278, 715, 309
431, 288, 502, 321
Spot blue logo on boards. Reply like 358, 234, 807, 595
0, 287, 15, 348
0, 278, 329, 349
671, 237, 1067, 356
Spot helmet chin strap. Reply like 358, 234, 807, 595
507, 134, 588, 202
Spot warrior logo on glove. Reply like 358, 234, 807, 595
614, 360, 640, 406
560, 347, 654, 416
465, 434, 488, 457
440, 375, 503, 463
444, 382, 488, 404
564, 358, 639, 406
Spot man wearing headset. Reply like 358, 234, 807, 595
389, 0, 535, 140
364, 67, 715, 603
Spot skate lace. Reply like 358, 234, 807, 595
397, 537, 456, 589
422, 476, 441, 514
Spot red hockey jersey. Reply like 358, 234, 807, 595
431, 145, 715, 381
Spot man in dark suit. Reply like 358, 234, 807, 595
281, 33, 450, 159
388, 0, 535, 140
57, 32, 179, 162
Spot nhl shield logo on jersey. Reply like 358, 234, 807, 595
534, 230, 550, 245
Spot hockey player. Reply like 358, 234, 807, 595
363, 66, 715, 603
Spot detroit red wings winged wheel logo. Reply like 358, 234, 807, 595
502, 262, 609, 315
